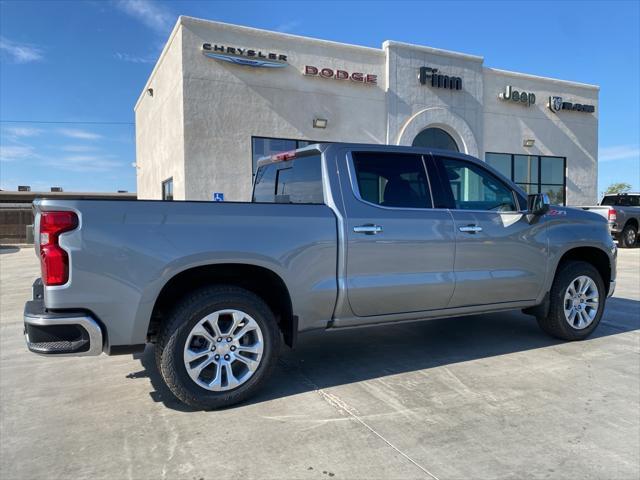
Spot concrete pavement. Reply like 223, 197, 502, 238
1, 246, 638, 479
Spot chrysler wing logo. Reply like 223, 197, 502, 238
549, 96, 563, 113
202, 43, 288, 68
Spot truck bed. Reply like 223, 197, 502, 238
33, 198, 338, 350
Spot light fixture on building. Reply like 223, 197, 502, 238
147, 88, 154, 97
523, 138, 535, 147
313, 118, 328, 129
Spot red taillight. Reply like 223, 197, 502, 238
608, 208, 617, 222
272, 150, 296, 162
39, 211, 78, 286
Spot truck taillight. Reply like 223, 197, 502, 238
272, 150, 296, 162
39, 211, 78, 286
608, 208, 617, 222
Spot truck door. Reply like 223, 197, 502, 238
430, 154, 548, 307
341, 150, 456, 317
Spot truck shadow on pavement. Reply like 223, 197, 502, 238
132, 296, 639, 412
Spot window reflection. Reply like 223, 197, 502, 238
486, 153, 566, 205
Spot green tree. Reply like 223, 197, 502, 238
604, 182, 632, 195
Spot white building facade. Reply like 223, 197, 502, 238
135, 16, 599, 205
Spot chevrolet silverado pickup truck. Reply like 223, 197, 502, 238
24, 143, 617, 409
580, 193, 640, 248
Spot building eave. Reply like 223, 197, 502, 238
180, 16, 385, 56
486, 67, 600, 91
134, 17, 183, 112
382, 40, 484, 63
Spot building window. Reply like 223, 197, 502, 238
251, 136, 319, 175
486, 153, 566, 205
412, 127, 459, 152
162, 177, 173, 201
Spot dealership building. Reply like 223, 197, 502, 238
135, 16, 599, 205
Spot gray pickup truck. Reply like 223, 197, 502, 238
580, 193, 640, 248
24, 143, 617, 409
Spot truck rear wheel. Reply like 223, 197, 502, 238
619, 223, 637, 248
537, 261, 605, 341
155, 285, 281, 410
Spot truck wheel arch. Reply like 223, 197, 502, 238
147, 263, 296, 347
623, 218, 638, 231
552, 247, 612, 295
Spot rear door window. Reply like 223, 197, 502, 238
351, 152, 433, 208
252, 155, 324, 204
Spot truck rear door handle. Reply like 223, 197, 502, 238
353, 224, 383, 235
458, 225, 483, 233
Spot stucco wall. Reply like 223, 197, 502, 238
180, 18, 387, 201
135, 24, 185, 200
135, 17, 599, 206
482, 69, 599, 205
385, 41, 484, 157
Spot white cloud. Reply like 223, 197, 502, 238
60, 145, 98, 152
3, 126, 42, 138
115, 0, 174, 33
275, 20, 301, 33
0, 145, 37, 162
600, 145, 640, 162
114, 52, 156, 64
58, 128, 102, 140
45, 155, 124, 172
0, 37, 43, 63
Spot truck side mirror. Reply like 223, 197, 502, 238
527, 193, 550, 216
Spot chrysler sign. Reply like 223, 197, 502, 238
202, 44, 288, 68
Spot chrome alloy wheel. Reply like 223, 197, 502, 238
625, 228, 637, 246
183, 309, 264, 391
563, 275, 599, 330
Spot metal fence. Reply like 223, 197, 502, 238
0, 204, 34, 244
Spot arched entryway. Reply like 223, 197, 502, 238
395, 107, 479, 158
412, 127, 459, 152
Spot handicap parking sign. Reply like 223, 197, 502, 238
213, 192, 224, 202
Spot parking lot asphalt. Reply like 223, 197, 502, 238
1, 246, 638, 480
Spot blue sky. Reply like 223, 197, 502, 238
1, 0, 638, 196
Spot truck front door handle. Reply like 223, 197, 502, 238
353, 224, 383, 235
458, 225, 483, 233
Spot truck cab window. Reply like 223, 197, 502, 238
441, 158, 516, 211
352, 152, 432, 208
252, 155, 323, 204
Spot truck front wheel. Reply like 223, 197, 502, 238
155, 285, 282, 410
537, 261, 605, 341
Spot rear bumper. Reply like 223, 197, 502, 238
23, 281, 103, 356
608, 280, 616, 298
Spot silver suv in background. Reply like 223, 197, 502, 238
24, 144, 617, 409
581, 193, 640, 248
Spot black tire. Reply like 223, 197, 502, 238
619, 223, 638, 248
537, 260, 606, 341
155, 285, 281, 410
